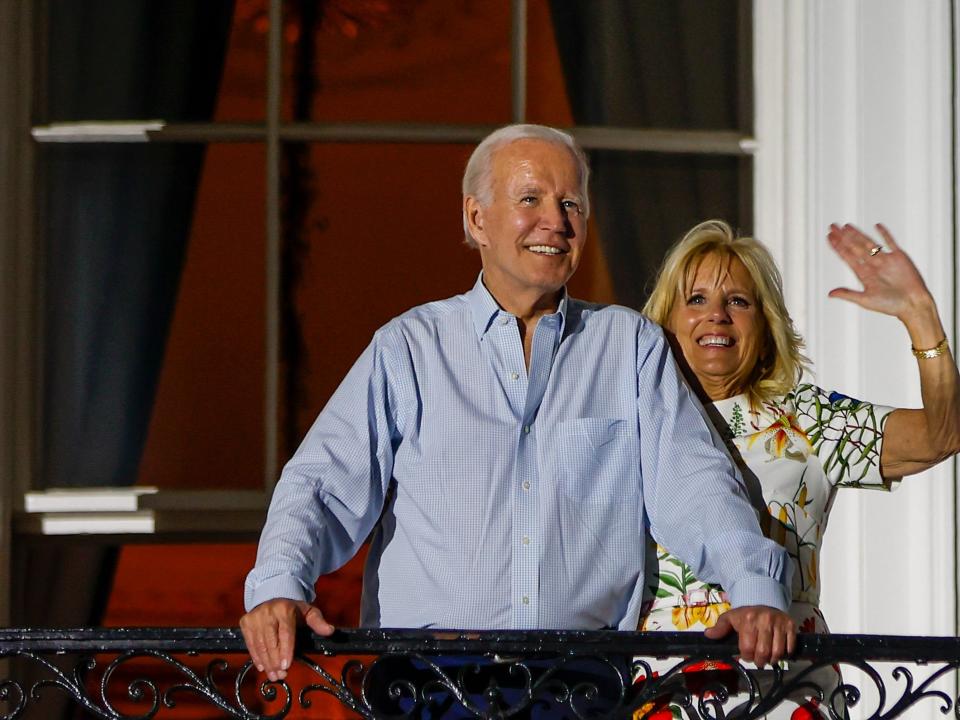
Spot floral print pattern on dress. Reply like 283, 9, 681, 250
636, 384, 895, 718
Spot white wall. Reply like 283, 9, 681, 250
755, 0, 956, 713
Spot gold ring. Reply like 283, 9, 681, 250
868, 245, 883, 257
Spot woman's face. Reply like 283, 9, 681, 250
666, 253, 767, 401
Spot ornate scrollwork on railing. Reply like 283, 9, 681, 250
0, 629, 958, 719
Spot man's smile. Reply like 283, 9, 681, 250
526, 245, 566, 255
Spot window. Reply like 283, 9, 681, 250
3, 0, 755, 627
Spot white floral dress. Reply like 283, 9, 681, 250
636, 384, 896, 719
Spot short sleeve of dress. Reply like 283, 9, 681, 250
791, 383, 898, 490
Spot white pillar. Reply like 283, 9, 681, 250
754, 0, 957, 673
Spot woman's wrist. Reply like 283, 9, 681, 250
911, 338, 950, 360
900, 295, 945, 348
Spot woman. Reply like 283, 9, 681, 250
636, 220, 960, 719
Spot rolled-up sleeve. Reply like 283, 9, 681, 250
636, 323, 792, 611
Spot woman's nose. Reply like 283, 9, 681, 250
707, 300, 731, 322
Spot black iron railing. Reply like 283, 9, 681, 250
0, 629, 958, 719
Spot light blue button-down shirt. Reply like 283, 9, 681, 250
245, 276, 791, 628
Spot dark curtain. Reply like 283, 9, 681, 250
15, 0, 233, 641
549, 0, 750, 310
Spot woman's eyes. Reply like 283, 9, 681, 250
685, 293, 752, 307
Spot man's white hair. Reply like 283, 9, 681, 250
461, 124, 591, 248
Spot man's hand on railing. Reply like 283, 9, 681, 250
703, 606, 796, 667
239, 598, 334, 682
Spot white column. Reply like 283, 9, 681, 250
754, 0, 956, 640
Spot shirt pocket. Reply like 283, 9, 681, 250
554, 417, 639, 503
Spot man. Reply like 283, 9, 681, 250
241, 124, 795, 683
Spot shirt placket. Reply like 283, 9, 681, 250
501, 312, 559, 629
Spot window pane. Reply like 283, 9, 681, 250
546, 0, 750, 132
280, 0, 511, 124
40, 143, 266, 490
280, 143, 476, 449
41, 0, 265, 123
525, 0, 576, 129
588, 152, 751, 310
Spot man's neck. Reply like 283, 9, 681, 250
481, 277, 563, 371
481, 277, 563, 326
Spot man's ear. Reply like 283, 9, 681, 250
464, 196, 487, 247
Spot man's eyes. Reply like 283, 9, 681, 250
517, 196, 581, 212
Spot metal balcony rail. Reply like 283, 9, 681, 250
0, 628, 958, 719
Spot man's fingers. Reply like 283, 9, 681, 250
737, 623, 758, 664
750, 625, 771, 668
239, 599, 310, 681
703, 613, 731, 639
261, 622, 284, 681
239, 620, 265, 672
238, 599, 334, 681
276, 619, 296, 677
301, 603, 335, 636
770, 624, 788, 665
710, 606, 796, 667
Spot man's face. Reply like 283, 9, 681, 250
465, 139, 587, 306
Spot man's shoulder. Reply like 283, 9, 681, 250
567, 298, 659, 336
374, 291, 471, 339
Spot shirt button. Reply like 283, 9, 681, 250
523, 425, 530, 434
522, 536, 530, 545
509, 372, 519, 381
522, 596, 530, 605
500, 317, 511, 326
522, 481, 530, 491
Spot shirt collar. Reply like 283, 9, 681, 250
467, 272, 569, 340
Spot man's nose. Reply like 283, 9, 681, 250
540, 201, 570, 233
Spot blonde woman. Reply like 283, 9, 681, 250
637, 220, 960, 719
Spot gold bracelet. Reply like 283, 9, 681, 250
911, 338, 950, 360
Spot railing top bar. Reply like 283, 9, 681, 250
1, 628, 958, 662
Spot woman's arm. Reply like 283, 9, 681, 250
827, 223, 960, 477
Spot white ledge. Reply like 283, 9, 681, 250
31, 121, 165, 142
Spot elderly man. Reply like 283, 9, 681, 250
241, 124, 795, 683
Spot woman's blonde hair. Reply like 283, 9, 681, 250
643, 219, 810, 403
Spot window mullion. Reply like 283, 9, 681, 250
511, 0, 527, 123
265, 0, 283, 490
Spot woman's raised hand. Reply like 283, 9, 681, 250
826, 223, 934, 321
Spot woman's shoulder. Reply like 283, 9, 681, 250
787, 383, 880, 420
712, 391, 796, 436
